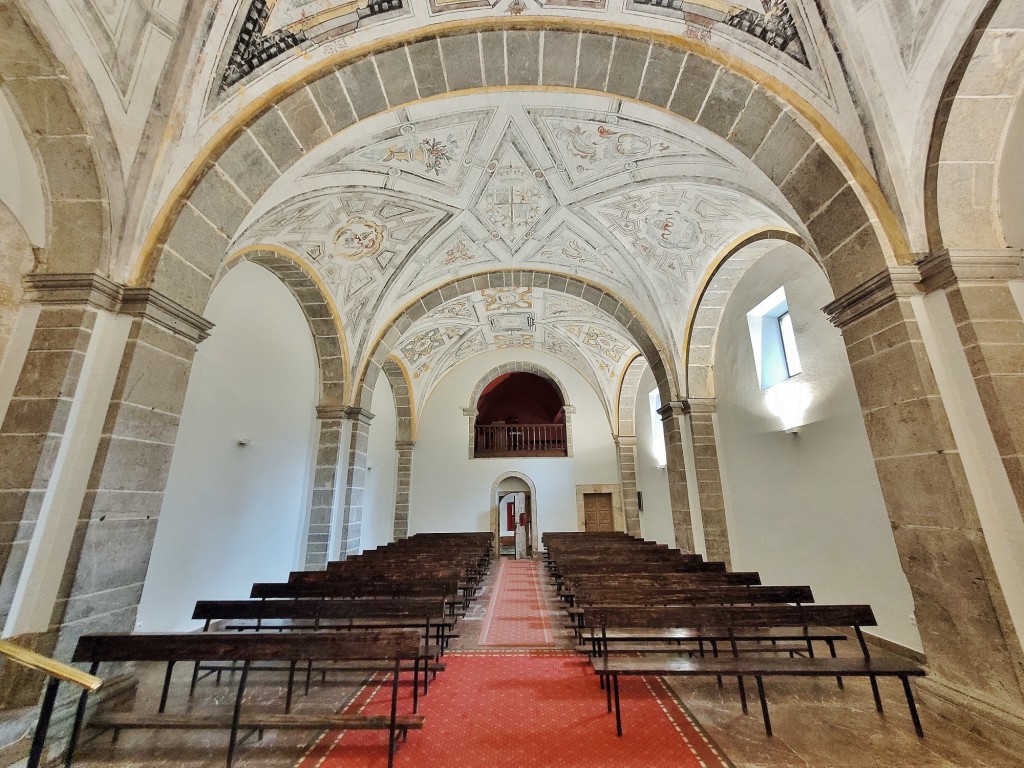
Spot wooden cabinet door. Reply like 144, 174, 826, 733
583, 492, 614, 532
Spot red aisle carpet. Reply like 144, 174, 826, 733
296, 652, 731, 768
478, 559, 554, 647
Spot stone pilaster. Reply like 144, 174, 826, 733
686, 398, 732, 569
613, 435, 641, 535
305, 410, 343, 569
393, 440, 415, 540
919, 250, 1024, 519
336, 407, 374, 558
826, 269, 1024, 713
658, 401, 694, 552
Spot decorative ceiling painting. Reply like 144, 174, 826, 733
395, 287, 640, 417
234, 92, 792, 410
212, 0, 823, 108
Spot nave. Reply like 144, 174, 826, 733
56, 534, 1014, 768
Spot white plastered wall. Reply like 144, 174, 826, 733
361, 378, 398, 552
634, 366, 675, 546
408, 348, 618, 540
714, 243, 922, 651
137, 261, 318, 631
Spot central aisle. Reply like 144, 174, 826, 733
298, 558, 731, 767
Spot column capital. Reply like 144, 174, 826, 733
658, 400, 689, 420
316, 405, 375, 423
23, 273, 214, 343
395, 440, 416, 450
685, 398, 717, 415
824, 267, 921, 329
613, 434, 638, 448
462, 406, 478, 417
916, 249, 1024, 293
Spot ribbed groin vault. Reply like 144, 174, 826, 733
1, 0, 1023, 764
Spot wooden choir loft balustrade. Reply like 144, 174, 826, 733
475, 423, 567, 457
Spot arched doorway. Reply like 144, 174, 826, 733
491, 473, 537, 559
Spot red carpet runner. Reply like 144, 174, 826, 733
478, 559, 554, 647
296, 652, 731, 768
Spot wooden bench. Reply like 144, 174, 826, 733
68, 630, 424, 768
582, 604, 925, 739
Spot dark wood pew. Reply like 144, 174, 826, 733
581, 604, 925, 739
68, 630, 424, 768
558, 571, 763, 605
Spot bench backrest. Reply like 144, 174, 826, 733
581, 603, 877, 630
572, 585, 814, 605
72, 630, 423, 663
192, 598, 447, 622
564, 572, 762, 588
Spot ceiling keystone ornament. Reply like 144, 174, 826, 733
482, 287, 533, 312
332, 215, 385, 260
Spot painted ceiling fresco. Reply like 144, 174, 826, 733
215, 0, 812, 98
234, 94, 787, 409
395, 287, 640, 417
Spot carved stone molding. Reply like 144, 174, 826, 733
23, 273, 214, 343
613, 434, 638, 448
316, 405, 375, 423
917, 249, 1024, 293
684, 398, 717, 415
658, 400, 689, 420
395, 440, 416, 450
824, 267, 920, 329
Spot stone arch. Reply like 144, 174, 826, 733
615, 354, 650, 437
684, 229, 815, 399
354, 269, 676, 420
925, 1, 1024, 253
468, 361, 575, 460
489, 470, 540, 555
381, 356, 414, 442
0, 2, 109, 277
135, 21, 907, 322
220, 246, 348, 407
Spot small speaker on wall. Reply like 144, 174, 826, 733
637, 491, 644, 512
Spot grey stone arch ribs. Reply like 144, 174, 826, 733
380, 356, 414, 540
466, 360, 577, 459
215, 246, 350, 569
614, 354, 648, 536
134, 20, 1024, 721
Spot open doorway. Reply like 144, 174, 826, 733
492, 474, 536, 558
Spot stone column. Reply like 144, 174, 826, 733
686, 398, 732, 569
393, 440, 415, 540
0, 275, 210, 704
658, 401, 694, 552
304, 411, 344, 570
920, 251, 1024, 518
613, 435, 642, 535
826, 269, 1024, 718
337, 407, 374, 558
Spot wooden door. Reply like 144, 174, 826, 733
583, 493, 614, 532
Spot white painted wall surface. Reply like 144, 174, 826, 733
137, 262, 318, 631
361, 378, 397, 552
0, 92, 45, 247
634, 367, 675, 546
408, 349, 618, 540
714, 243, 922, 651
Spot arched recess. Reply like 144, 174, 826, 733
380, 355, 414, 540
615, 354, 650, 437
614, 354, 650, 536
685, 229, 815, 399
489, 471, 539, 556
0, 2, 109, 277
219, 246, 349, 408
924, 0, 1024, 253
468, 361, 575, 459
135, 22, 908, 322
355, 270, 676, 423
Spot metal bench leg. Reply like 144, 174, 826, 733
388, 659, 401, 768
226, 661, 251, 768
869, 675, 883, 713
189, 661, 202, 696
755, 676, 772, 737
28, 678, 59, 768
737, 676, 748, 714
605, 673, 612, 712
305, 660, 314, 695
412, 658, 420, 714
901, 676, 924, 738
285, 660, 297, 714
159, 661, 176, 713
826, 639, 843, 689
612, 674, 622, 737
64, 661, 99, 768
